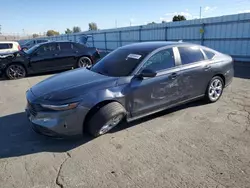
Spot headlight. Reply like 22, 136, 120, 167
41, 102, 78, 111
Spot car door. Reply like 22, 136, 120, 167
55, 42, 76, 68
177, 46, 214, 100
130, 47, 182, 118
29, 43, 60, 72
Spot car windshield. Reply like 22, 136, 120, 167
25, 44, 41, 54
91, 48, 149, 77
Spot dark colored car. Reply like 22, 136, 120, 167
21, 39, 50, 51
0, 41, 100, 79
25, 41, 234, 138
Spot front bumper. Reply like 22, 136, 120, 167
25, 103, 89, 138
0, 63, 6, 74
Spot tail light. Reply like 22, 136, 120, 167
18, 45, 21, 51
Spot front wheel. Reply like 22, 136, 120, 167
78, 56, 92, 68
86, 102, 126, 137
205, 76, 224, 103
6, 64, 26, 79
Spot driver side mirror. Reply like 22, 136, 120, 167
136, 69, 157, 78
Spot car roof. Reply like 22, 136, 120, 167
39, 41, 73, 45
119, 41, 191, 52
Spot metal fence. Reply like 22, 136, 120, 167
35, 13, 250, 62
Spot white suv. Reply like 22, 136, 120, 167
0, 41, 21, 55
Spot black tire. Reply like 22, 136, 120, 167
205, 76, 224, 103
77, 56, 92, 68
86, 102, 126, 137
5, 64, 27, 80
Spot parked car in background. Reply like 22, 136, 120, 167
25, 41, 234, 138
0, 41, 21, 55
21, 39, 50, 51
0, 41, 100, 79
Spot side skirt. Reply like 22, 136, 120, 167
127, 94, 205, 122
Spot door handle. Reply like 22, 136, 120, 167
54, 53, 58, 56
170, 72, 178, 79
204, 65, 211, 71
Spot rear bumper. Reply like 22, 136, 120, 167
224, 66, 234, 87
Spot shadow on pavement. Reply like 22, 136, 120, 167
0, 112, 92, 159
111, 99, 207, 133
0, 99, 207, 159
234, 62, 250, 79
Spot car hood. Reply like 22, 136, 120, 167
0, 51, 25, 59
30, 68, 118, 102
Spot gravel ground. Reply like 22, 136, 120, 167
0, 63, 249, 188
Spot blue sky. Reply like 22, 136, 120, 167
0, 0, 250, 35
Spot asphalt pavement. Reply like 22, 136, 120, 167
0, 63, 250, 188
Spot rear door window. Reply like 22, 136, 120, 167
0, 43, 13, 49
178, 46, 205, 65
59, 42, 72, 50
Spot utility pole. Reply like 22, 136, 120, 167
199, 6, 202, 19
115, 20, 117, 28
0, 25, 2, 34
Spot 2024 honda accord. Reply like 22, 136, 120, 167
25, 42, 234, 138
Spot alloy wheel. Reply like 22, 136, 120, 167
7, 65, 26, 79
208, 78, 223, 101
99, 114, 124, 135
78, 57, 92, 68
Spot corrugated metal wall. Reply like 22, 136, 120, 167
37, 13, 250, 61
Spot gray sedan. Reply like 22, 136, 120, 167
25, 41, 234, 138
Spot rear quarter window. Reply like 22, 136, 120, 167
73, 43, 86, 49
203, 49, 215, 59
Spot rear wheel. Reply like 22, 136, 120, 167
86, 102, 126, 137
78, 56, 92, 68
6, 64, 26, 79
205, 76, 224, 103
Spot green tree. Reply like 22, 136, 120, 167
161, 20, 167, 23
65, 28, 72, 34
46, 30, 59, 36
72, 26, 81, 33
172, 15, 187, 22
88, 22, 98, 31
32, 33, 39, 38
147, 22, 156, 25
